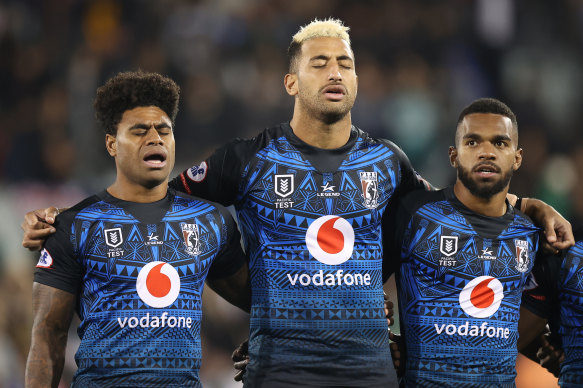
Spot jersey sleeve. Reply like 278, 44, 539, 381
169, 140, 247, 206
33, 212, 83, 295
382, 195, 413, 282
206, 206, 247, 280
521, 253, 559, 320
391, 142, 434, 199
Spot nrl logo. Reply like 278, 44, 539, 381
182, 223, 201, 255
274, 174, 294, 198
360, 171, 379, 209
440, 235, 458, 257
105, 228, 123, 248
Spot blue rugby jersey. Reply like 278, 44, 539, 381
34, 189, 246, 387
522, 239, 583, 387
171, 123, 427, 387
384, 187, 540, 387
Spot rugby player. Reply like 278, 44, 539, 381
25, 71, 249, 387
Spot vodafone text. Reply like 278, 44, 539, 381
287, 269, 371, 286
117, 312, 193, 329
435, 321, 510, 339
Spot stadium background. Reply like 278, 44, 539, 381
1, 0, 581, 386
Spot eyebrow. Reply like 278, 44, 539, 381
463, 133, 512, 142
309, 55, 354, 62
128, 122, 172, 130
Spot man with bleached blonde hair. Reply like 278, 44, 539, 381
22, 18, 574, 388
172, 18, 411, 386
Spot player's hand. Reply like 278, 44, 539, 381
232, 339, 249, 382
525, 198, 574, 253
384, 293, 394, 326
536, 333, 564, 378
389, 331, 404, 377
21, 207, 61, 251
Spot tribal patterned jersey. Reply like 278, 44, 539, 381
171, 123, 427, 387
34, 189, 245, 387
522, 238, 583, 387
384, 187, 540, 387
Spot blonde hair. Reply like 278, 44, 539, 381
292, 18, 351, 45
287, 18, 352, 72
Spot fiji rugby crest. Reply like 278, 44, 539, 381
360, 172, 379, 209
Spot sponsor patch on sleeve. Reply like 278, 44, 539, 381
36, 248, 53, 268
186, 161, 208, 183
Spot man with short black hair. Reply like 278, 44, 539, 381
383, 98, 540, 386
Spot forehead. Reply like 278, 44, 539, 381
119, 106, 171, 125
459, 113, 515, 140
299, 36, 354, 61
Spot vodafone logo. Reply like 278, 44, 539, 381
305, 215, 355, 265
136, 262, 180, 308
459, 276, 504, 318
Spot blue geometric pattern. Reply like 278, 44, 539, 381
35, 191, 238, 387
557, 242, 583, 387
396, 195, 539, 387
231, 129, 414, 384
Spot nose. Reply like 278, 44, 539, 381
478, 143, 496, 160
328, 62, 342, 82
145, 126, 164, 145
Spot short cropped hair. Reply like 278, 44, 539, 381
456, 98, 518, 145
94, 71, 180, 135
287, 18, 352, 73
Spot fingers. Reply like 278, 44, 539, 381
539, 240, 559, 256
21, 208, 59, 251
543, 218, 558, 244
234, 360, 248, 370
231, 340, 249, 362
232, 339, 249, 382
389, 337, 405, 377
234, 369, 245, 382
384, 298, 394, 326
543, 215, 574, 250
22, 227, 57, 250
537, 334, 564, 377
550, 224, 575, 250
389, 331, 401, 342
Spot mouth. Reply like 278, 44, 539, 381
143, 149, 168, 168
322, 84, 347, 101
473, 163, 500, 178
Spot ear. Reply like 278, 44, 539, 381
284, 73, 298, 96
448, 146, 458, 168
513, 147, 523, 171
105, 134, 117, 157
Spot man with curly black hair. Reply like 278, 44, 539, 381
25, 71, 250, 387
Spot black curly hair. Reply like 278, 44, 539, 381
455, 98, 518, 146
94, 71, 180, 135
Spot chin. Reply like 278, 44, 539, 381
141, 174, 169, 190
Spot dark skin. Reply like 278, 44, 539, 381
387, 114, 560, 378
25, 106, 251, 386
26, 284, 75, 388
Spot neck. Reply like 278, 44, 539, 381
453, 181, 508, 217
107, 178, 168, 203
289, 103, 352, 149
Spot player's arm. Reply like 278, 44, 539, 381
169, 139, 251, 206
25, 282, 76, 388
206, 263, 251, 312
518, 197, 574, 252
21, 207, 65, 251
205, 206, 251, 312
517, 306, 548, 353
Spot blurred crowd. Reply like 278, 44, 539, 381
1, 0, 582, 386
